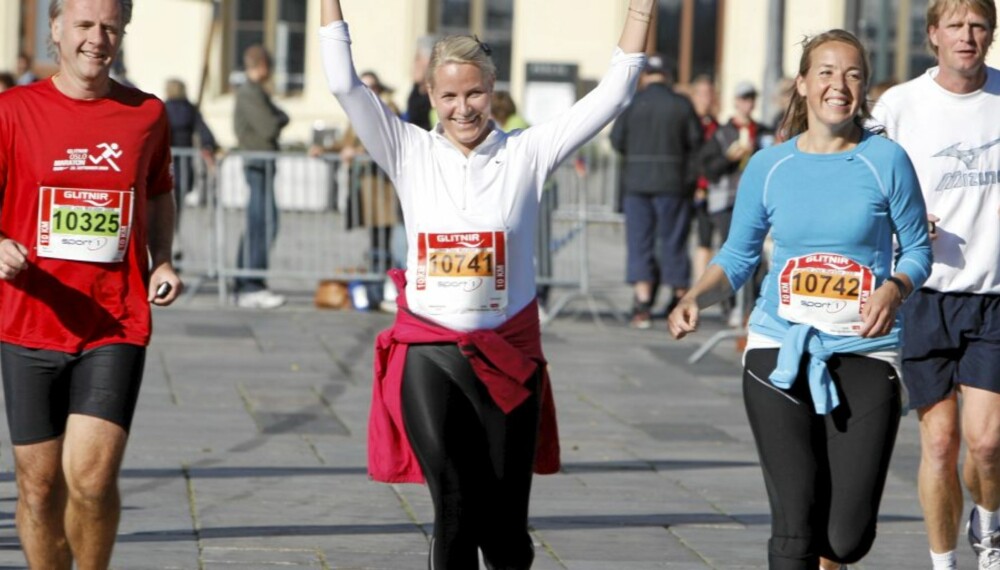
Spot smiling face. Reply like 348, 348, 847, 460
51, 0, 123, 87
929, 5, 994, 81
796, 40, 866, 135
429, 62, 494, 155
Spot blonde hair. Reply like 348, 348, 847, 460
926, 0, 996, 55
780, 30, 872, 140
426, 35, 497, 88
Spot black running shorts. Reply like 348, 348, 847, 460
1, 342, 146, 445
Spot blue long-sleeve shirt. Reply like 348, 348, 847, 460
712, 130, 932, 412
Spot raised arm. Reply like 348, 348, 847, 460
619, 0, 656, 53
318, 0, 416, 182
523, 1, 654, 176
320, 0, 343, 25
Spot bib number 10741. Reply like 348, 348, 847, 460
428, 251, 494, 277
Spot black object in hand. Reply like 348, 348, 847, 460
156, 282, 172, 298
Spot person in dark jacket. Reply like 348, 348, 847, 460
610, 54, 703, 329
164, 78, 217, 239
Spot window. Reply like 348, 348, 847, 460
227, 0, 307, 95
850, 0, 932, 83
432, 0, 514, 87
655, 0, 722, 84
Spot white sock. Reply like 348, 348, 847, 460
930, 549, 957, 570
978, 504, 999, 539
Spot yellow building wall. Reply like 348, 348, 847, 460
718, 0, 848, 123
106, 0, 1000, 149
124, 0, 428, 149
0, 2, 22, 71
510, 0, 625, 105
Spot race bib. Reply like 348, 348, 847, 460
415, 231, 508, 315
777, 253, 875, 336
37, 187, 134, 263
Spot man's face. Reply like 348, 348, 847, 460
689, 82, 716, 117
51, 0, 123, 85
734, 95, 756, 119
929, 6, 994, 79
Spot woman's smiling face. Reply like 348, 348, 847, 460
429, 62, 494, 155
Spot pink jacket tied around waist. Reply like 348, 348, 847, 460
369, 269, 561, 483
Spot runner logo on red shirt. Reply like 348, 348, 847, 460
53, 143, 123, 173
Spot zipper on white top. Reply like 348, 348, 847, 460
461, 163, 469, 211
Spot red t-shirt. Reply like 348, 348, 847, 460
0, 79, 173, 352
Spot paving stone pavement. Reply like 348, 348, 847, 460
0, 224, 948, 568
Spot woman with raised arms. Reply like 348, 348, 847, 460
319, 1, 653, 568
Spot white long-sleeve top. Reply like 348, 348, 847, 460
320, 21, 644, 331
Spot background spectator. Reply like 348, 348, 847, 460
15, 52, 36, 86
698, 80, 769, 325
164, 78, 218, 258
0, 73, 15, 93
688, 74, 720, 281
233, 44, 289, 309
610, 54, 703, 329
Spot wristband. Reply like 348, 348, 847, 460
628, 7, 652, 22
886, 276, 909, 300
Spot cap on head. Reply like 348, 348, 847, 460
644, 54, 666, 75
734, 80, 758, 99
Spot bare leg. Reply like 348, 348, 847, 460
918, 394, 963, 554
62, 414, 129, 570
819, 558, 842, 569
12, 437, 72, 570
961, 386, 1000, 512
633, 280, 653, 305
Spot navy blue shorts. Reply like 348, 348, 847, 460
1, 343, 146, 445
901, 289, 1000, 410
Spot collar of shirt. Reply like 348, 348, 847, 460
430, 121, 506, 159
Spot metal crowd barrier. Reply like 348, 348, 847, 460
169, 147, 219, 295
171, 147, 618, 312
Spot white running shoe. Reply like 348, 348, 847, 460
969, 508, 1000, 570
236, 289, 286, 309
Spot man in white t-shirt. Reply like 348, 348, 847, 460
872, 1, 1000, 569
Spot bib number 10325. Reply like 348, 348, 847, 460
38, 187, 134, 263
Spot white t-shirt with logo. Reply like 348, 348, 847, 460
872, 66, 1000, 294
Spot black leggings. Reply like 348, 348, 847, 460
743, 349, 901, 569
401, 343, 541, 570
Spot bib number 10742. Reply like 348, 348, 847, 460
790, 271, 860, 300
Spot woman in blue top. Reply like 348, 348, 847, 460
669, 30, 931, 570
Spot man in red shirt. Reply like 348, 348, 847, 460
0, 0, 181, 567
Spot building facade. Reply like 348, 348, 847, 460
3, 0, 998, 148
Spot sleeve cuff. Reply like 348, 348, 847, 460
612, 47, 646, 67
319, 20, 350, 42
